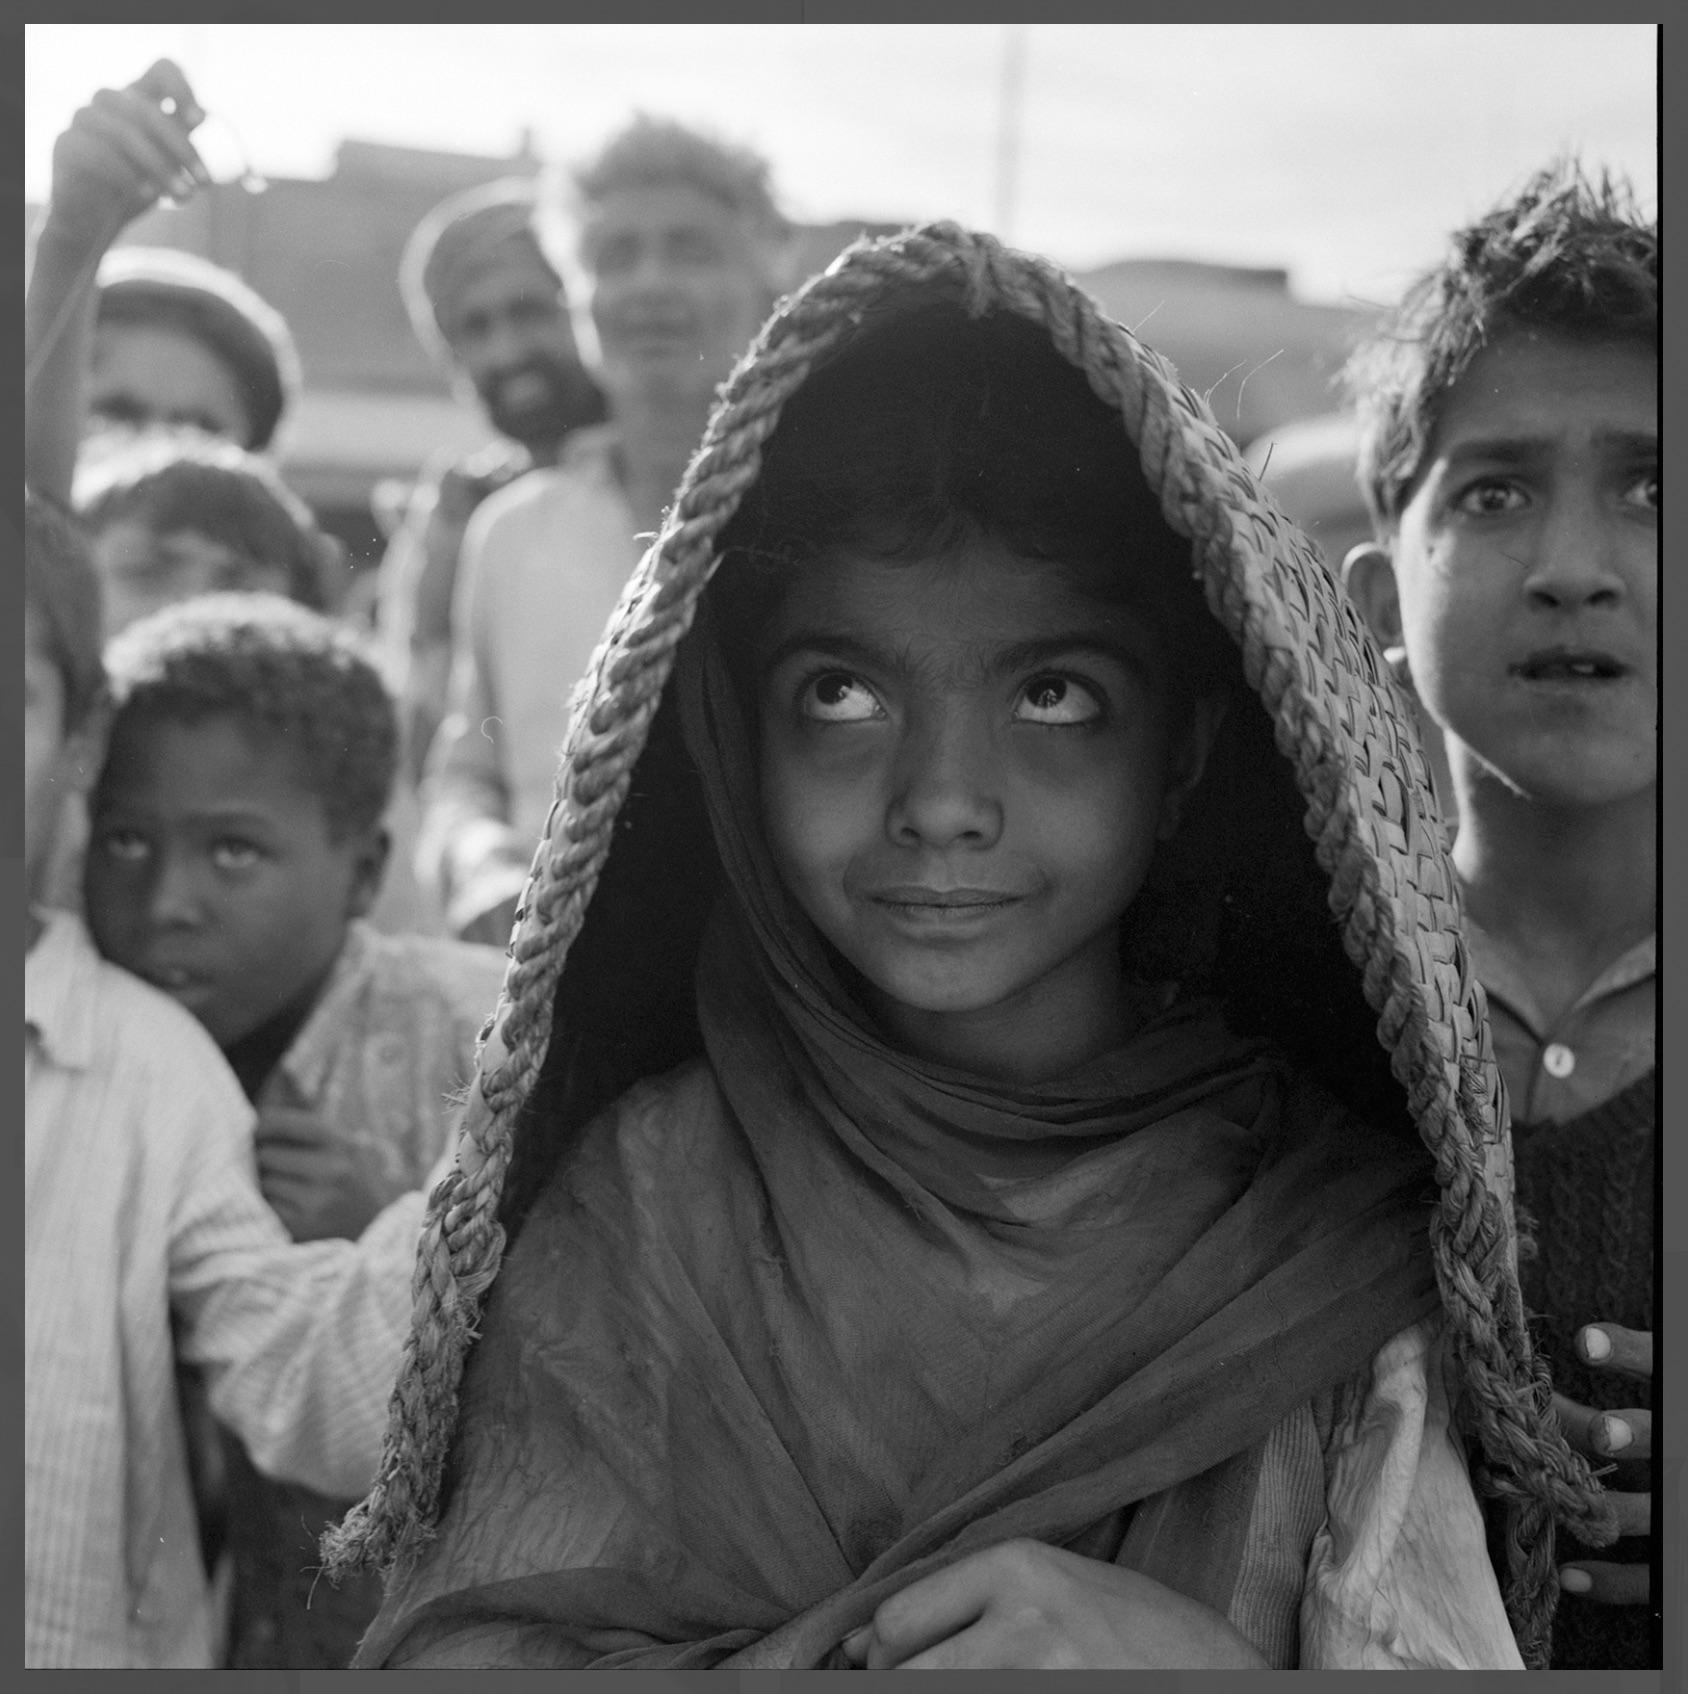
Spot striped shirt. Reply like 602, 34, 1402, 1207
25, 910, 427, 1668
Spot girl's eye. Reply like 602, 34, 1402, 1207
211, 840, 262, 872
1014, 674, 1102, 726
1454, 479, 1528, 518
98, 828, 151, 864
799, 672, 883, 723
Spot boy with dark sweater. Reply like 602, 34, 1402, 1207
1343, 161, 1656, 1669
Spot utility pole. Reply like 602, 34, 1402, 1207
993, 24, 1028, 245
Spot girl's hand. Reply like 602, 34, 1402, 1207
1554, 1321, 1653, 1606
839, 1538, 1269, 1670
47, 59, 209, 250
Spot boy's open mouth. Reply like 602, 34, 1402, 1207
1511, 649, 1627, 682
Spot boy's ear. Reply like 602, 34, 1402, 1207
1158, 692, 1229, 842
345, 824, 391, 920
1340, 542, 1404, 650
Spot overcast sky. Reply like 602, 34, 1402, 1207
24, 23, 1658, 307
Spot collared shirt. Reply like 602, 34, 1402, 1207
257, 918, 506, 1195
417, 426, 643, 928
25, 911, 425, 1668
1463, 920, 1656, 1125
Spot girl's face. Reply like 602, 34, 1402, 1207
755, 536, 1219, 1084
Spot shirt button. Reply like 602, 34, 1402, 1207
1543, 1043, 1576, 1079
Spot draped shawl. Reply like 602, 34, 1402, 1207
357, 619, 1440, 1669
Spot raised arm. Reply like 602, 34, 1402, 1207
26, 59, 210, 501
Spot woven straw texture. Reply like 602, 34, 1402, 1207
324, 223, 1614, 1666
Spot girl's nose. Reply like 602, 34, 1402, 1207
885, 709, 1003, 849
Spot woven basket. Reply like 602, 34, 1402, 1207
326, 222, 1613, 1665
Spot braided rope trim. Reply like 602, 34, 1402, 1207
322, 226, 1615, 1653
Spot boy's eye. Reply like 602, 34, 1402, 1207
1013, 674, 1102, 726
799, 672, 884, 723
97, 828, 151, 864
1454, 479, 1528, 518
1624, 470, 1659, 512
210, 839, 262, 872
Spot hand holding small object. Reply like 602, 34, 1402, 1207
48, 59, 210, 251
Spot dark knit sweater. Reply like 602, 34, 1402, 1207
1514, 1070, 1657, 1671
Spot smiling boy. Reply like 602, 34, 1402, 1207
417, 115, 793, 944
1343, 163, 1657, 1668
382, 177, 606, 781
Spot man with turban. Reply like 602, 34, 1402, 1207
380, 177, 606, 781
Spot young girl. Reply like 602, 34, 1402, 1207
326, 225, 1611, 1669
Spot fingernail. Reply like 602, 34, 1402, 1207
1580, 1327, 1611, 1362
841, 1626, 869, 1657
172, 171, 197, 200
1599, 1416, 1633, 1453
1559, 1567, 1592, 1594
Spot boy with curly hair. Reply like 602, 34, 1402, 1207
1342, 161, 1657, 1669
82, 593, 505, 1666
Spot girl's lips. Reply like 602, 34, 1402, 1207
871, 886, 1023, 907
869, 889, 1026, 931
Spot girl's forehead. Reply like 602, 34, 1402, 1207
758, 540, 1156, 653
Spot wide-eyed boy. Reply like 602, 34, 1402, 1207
1342, 162, 1657, 1670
